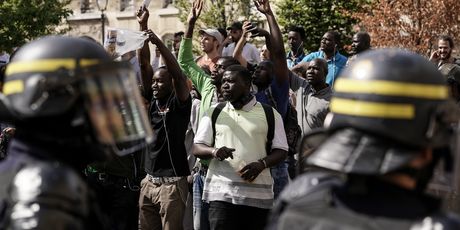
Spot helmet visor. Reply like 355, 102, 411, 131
81, 61, 153, 156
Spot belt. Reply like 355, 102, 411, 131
88, 171, 128, 182
147, 174, 182, 184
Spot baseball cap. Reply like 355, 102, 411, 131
199, 29, 224, 44
226, 21, 243, 31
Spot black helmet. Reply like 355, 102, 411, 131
304, 49, 458, 175
2, 36, 153, 156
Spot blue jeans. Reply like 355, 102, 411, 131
193, 169, 210, 230
270, 161, 289, 199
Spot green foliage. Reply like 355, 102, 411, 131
276, 0, 367, 54
0, 0, 72, 53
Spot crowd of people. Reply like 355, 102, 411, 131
1, 0, 460, 229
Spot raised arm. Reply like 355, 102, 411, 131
136, 6, 153, 101
232, 21, 251, 67
254, 0, 289, 85
185, 0, 203, 39
178, 0, 213, 94
147, 30, 190, 102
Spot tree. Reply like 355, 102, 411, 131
276, 0, 368, 54
0, 0, 72, 53
354, 0, 460, 55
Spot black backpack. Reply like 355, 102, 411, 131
211, 102, 274, 155
265, 88, 301, 156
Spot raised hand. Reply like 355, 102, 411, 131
136, 6, 149, 25
242, 21, 252, 37
187, 0, 204, 24
254, 0, 272, 15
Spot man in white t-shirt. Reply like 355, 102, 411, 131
222, 21, 261, 65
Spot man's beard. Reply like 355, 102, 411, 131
441, 52, 451, 61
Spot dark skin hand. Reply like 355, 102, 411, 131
239, 161, 265, 182
213, 146, 235, 161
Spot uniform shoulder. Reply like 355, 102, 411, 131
278, 171, 343, 203
11, 161, 89, 207
421, 213, 460, 229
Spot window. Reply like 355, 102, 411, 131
120, 0, 135, 11
162, 0, 173, 8
80, 0, 95, 13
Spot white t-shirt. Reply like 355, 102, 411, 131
222, 42, 261, 64
194, 97, 288, 209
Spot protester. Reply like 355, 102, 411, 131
136, 7, 191, 230
430, 35, 460, 69
193, 64, 288, 230
286, 26, 306, 68
195, 28, 223, 71
232, 12, 293, 197
260, 44, 270, 61
346, 31, 371, 66
222, 21, 261, 65
290, 59, 332, 135
178, 1, 240, 228
296, 30, 347, 86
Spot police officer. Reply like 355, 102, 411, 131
267, 49, 460, 229
0, 36, 153, 229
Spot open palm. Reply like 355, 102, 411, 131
254, 0, 272, 14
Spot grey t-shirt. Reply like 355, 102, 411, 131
289, 72, 332, 135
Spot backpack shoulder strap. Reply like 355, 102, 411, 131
261, 103, 275, 155
211, 102, 227, 147
264, 87, 278, 109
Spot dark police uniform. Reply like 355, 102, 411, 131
0, 36, 153, 230
0, 138, 107, 229
267, 49, 460, 230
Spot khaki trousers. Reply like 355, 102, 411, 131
139, 176, 188, 230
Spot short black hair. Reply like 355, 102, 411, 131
355, 32, 371, 47
326, 30, 341, 47
225, 64, 252, 85
227, 21, 243, 31
219, 56, 241, 69
217, 28, 228, 39
312, 58, 328, 76
288, 26, 306, 40
438, 35, 454, 48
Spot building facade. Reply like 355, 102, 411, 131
66, 0, 184, 47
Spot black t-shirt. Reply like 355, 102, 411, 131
144, 94, 192, 177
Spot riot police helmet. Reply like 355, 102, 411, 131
2, 36, 153, 157
303, 49, 458, 175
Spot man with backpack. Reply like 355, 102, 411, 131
193, 65, 288, 230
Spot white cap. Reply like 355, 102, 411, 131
199, 29, 224, 44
